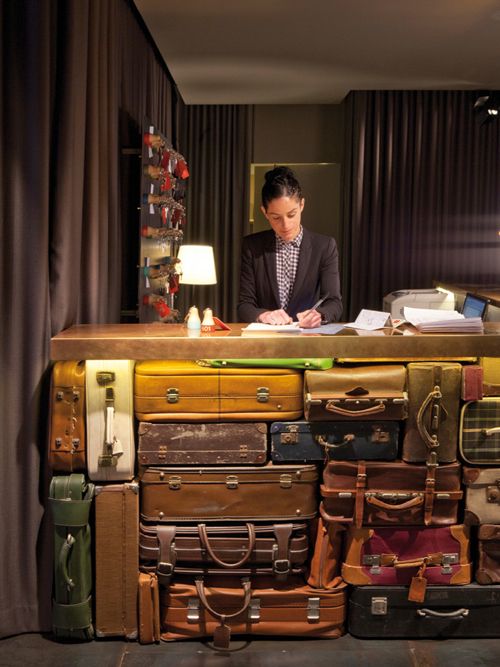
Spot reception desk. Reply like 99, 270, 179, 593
50, 322, 500, 360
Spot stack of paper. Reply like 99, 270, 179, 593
403, 307, 484, 333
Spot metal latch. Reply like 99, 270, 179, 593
166, 388, 180, 403
226, 475, 239, 489
96, 371, 115, 385
279, 474, 292, 489
362, 554, 381, 575
239, 444, 248, 459
305, 393, 322, 406
187, 598, 200, 622
256, 387, 270, 403
281, 425, 299, 445
371, 597, 388, 615
307, 597, 320, 621
371, 426, 390, 443
487, 481, 500, 504
98, 450, 120, 467
168, 475, 182, 490
248, 599, 261, 621
441, 553, 459, 574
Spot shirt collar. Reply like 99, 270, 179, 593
275, 226, 303, 249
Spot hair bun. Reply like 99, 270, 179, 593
265, 166, 294, 182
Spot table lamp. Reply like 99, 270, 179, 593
177, 245, 217, 330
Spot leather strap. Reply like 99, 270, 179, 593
156, 525, 177, 584
393, 552, 443, 568
319, 501, 352, 524
354, 462, 367, 528
365, 496, 424, 511
325, 401, 386, 417
198, 523, 256, 568
195, 578, 252, 622
424, 460, 437, 525
272, 523, 293, 581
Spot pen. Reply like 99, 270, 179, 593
309, 294, 329, 312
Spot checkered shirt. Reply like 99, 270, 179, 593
275, 227, 303, 310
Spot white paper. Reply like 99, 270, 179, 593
403, 307, 464, 325
345, 309, 391, 331
242, 322, 302, 332
296, 323, 344, 335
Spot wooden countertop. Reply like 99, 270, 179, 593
50, 322, 500, 360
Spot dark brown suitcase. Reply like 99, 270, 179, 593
476, 524, 500, 584
138, 422, 267, 466
139, 522, 309, 583
320, 460, 462, 527
160, 576, 347, 646
140, 462, 318, 522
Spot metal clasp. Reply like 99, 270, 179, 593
307, 597, 320, 621
226, 475, 239, 489
281, 424, 299, 445
256, 387, 270, 403
371, 597, 388, 615
187, 598, 200, 622
279, 474, 292, 489
168, 475, 181, 490
441, 553, 459, 574
166, 388, 180, 403
96, 371, 115, 385
362, 554, 381, 575
248, 599, 261, 621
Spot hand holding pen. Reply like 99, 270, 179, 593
296, 294, 329, 329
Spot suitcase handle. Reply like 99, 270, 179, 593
198, 523, 256, 568
392, 553, 444, 569
316, 434, 355, 449
365, 495, 424, 511
484, 427, 500, 437
325, 401, 386, 417
417, 607, 469, 619
58, 534, 76, 589
195, 577, 252, 622
319, 501, 353, 524
416, 387, 443, 451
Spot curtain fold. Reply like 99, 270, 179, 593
342, 91, 500, 319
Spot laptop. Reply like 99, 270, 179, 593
461, 293, 489, 320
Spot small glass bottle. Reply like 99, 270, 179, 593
186, 306, 201, 330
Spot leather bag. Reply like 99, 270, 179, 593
140, 462, 318, 522
402, 362, 462, 463
463, 467, 500, 524
307, 516, 344, 589
138, 572, 161, 644
197, 358, 333, 370
49, 474, 95, 640
138, 421, 267, 466
159, 576, 347, 646
459, 399, 500, 465
342, 524, 472, 602
139, 522, 309, 584
320, 460, 462, 527
48, 361, 86, 472
134, 360, 303, 421
304, 365, 408, 421
476, 524, 500, 584
270, 420, 399, 463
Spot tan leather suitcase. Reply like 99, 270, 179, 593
94, 482, 139, 638
463, 467, 500, 524
138, 572, 160, 644
140, 462, 318, 522
134, 360, 303, 421
48, 361, 86, 472
160, 576, 347, 646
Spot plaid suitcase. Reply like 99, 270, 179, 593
460, 398, 500, 465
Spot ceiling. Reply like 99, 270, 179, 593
135, 0, 500, 105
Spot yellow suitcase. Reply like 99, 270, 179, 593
480, 357, 500, 396
134, 360, 303, 421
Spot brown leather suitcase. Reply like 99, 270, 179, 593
138, 572, 160, 644
48, 361, 86, 472
94, 482, 139, 638
138, 422, 267, 466
304, 365, 408, 421
476, 524, 500, 584
159, 576, 347, 646
307, 517, 344, 589
139, 522, 309, 584
320, 460, 462, 527
140, 462, 318, 522
402, 362, 462, 463
134, 360, 303, 421
463, 467, 500, 524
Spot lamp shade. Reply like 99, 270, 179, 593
177, 245, 217, 285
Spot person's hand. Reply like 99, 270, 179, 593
258, 309, 293, 325
297, 308, 322, 328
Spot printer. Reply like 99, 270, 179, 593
383, 289, 455, 319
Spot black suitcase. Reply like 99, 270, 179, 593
270, 421, 399, 463
348, 584, 500, 638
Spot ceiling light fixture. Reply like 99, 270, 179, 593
474, 91, 500, 125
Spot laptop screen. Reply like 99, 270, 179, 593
461, 293, 489, 319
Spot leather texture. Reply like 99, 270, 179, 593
138, 572, 160, 644
304, 365, 408, 421
307, 517, 344, 589
159, 576, 347, 644
270, 420, 399, 462
94, 482, 139, 638
463, 466, 500, 524
134, 360, 303, 421
403, 362, 461, 463
461, 365, 484, 401
49, 474, 95, 640
476, 524, 500, 584
138, 422, 267, 466
321, 460, 462, 527
140, 462, 318, 522
459, 399, 500, 465
480, 357, 500, 396
48, 361, 86, 472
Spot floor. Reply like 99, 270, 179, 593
2, 633, 500, 667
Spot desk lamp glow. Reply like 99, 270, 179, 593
177, 245, 217, 330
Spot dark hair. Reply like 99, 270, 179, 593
261, 166, 303, 209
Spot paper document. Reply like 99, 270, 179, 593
345, 309, 392, 331
403, 307, 464, 325
242, 322, 302, 333
403, 307, 483, 333
294, 323, 344, 335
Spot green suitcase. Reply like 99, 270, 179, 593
49, 474, 95, 640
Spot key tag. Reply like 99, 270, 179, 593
213, 615, 231, 649
408, 560, 428, 603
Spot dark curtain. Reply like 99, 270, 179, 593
178, 105, 254, 322
0, 0, 180, 637
342, 91, 500, 320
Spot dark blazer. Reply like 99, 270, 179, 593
237, 227, 343, 323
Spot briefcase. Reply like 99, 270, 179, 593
139, 522, 309, 584
48, 361, 86, 472
481, 357, 500, 396
463, 467, 500, 524
138, 572, 160, 644
402, 362, 462, 463
320, 460, 462, 527
134, 360, 303, 421
159, 576, 347, 645
270, 420, 399, 463
304, 365, 408, 421
138, 422, 267, 466
140, 462, 318, 522
476, 524, 500, 584
342, 524, 472, 602
459, 399, 500, 465
94, 482, 139, 639
348, 584, 500, 638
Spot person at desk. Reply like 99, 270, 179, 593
237, 166, 342, 328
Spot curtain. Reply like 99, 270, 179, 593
0, 0, 180, 637
178, 105, 254, 322
342, 91, 500, 319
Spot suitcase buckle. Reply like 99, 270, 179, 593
98, 453, 119, 467
441, 553, 459, 574
96, 371, 115, 385
371, 597, 388, 615
307, 597, 320, 621
487, 481, 500, 504
362, 554, 381, 574
226, 475, 239, 489
156, 561, 175, 584
166, 388, 180, 404
256, 387, 270, 403
168, 475, 182, 490
273, 558, 291, 577
248, 599, 261, 622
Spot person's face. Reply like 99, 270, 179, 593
261, 195, 305, 242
